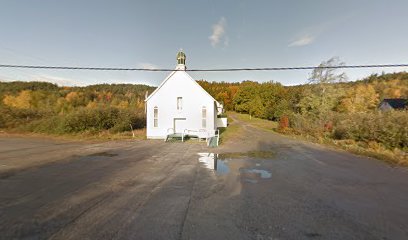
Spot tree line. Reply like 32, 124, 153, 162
0, 82, 154, 134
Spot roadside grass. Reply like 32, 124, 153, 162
230, 112, 407, 166
331, 139, 407, 166
71, 129, 146, 141
233, 112, 278, 131
219, 115, 245, 144
284, 133, 408, 166
0, 128, 146, 142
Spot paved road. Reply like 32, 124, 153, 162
0, 115, 407, 240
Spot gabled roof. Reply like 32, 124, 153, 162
380, 98, 407, 109
145, 70, 177, 102
145, 70, 218, 104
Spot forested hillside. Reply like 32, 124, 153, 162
198, 71, 408, 163
0, 82, 155, 135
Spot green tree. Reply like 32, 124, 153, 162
249, 95, 265, 118
307, 57, 348, 116
233, 81, 258, 113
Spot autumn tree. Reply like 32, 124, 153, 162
338, 84, 379, 113
3, 90, 32, 109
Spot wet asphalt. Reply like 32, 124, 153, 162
0, 116, 408, 239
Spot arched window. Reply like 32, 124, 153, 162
153, 107, 158, 127
177, 97, 183, 110
201, 106, 207, 128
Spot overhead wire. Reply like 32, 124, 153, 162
0, 63, 407, 72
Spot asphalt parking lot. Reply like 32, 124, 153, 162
1, 117, 407, 240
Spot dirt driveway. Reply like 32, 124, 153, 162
0, 115, 408, 240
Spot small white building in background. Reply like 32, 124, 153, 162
145, 50, 227, 140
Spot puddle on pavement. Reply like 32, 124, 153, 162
87, 152, 118, 157
240, 169, 272, 178
198, 153, 230, 174
198, 152, 272, 184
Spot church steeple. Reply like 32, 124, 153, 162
176, 49, 186, 70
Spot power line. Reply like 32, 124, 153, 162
0, 63, 407, 72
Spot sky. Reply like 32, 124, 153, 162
0, 0, 407, 87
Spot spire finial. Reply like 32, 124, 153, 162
176, 49, 186, 70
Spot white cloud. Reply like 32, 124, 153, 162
288, 17, 344, 48
36, 75, 80, 86
288, 35, 315, 47
209, 17, 228, 47
224, 36, 230, 47
138, 62, 159, 70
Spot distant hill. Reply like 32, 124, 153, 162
0, 81, 155, 95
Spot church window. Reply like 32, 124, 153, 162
154, 107, 158, 127
177, 97, 183, 110
202, 106, 207, 128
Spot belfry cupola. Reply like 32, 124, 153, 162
176, 49, 186, 70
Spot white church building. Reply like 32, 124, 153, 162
145, 50, 227, 141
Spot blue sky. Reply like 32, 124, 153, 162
0, 0, 407, 86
